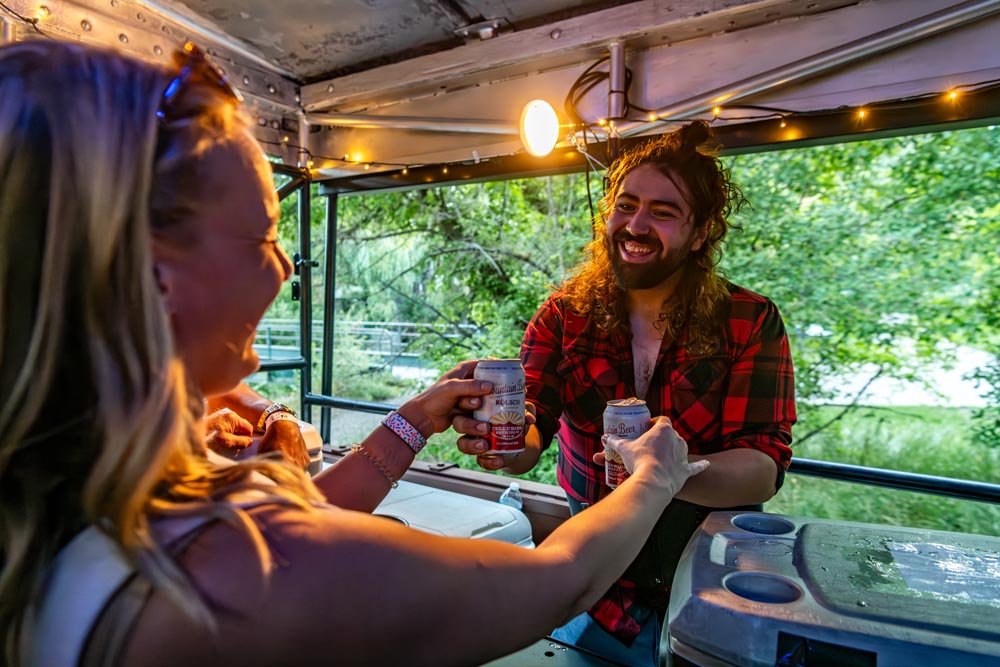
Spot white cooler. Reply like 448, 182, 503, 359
374, 480, 534, 547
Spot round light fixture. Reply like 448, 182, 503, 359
519, 99, 559, 157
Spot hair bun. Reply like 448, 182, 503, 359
678, 120, 713, 151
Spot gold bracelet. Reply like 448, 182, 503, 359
350, 444, 399, 489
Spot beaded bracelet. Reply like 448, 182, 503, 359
350, 443, 398, 488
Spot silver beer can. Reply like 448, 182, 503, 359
474, 359, 526, 455
603, 398, 652, 488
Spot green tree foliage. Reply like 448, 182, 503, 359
270, 126, 1000, 532
725, 128, 1000, 444
334, 175, 598, 362
328, 127, 998, 424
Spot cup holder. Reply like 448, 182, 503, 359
732, 513, 795, 535
723, 572, 802, 604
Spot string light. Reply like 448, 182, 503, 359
258, 77, 996, 177
34, 5, 50, 20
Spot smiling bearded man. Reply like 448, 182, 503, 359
455, 120, 798, 666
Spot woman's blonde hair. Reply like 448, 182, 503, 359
0, 41, 322, 664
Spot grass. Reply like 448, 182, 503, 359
766, 405, 1000, 536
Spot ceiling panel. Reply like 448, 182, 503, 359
163, 0, 634, 80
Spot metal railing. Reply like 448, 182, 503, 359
255, 318, 479, 364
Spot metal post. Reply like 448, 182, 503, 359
607, 41, 625, 161
319, 192, 339, 442
297, 178, 313, 423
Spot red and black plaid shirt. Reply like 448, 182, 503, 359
521, 283, 795, 642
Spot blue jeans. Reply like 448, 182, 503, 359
551, 610, 660, 666
551, 496, 661, 666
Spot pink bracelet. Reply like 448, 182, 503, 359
381, 411, 427, 453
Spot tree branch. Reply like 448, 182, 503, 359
796, 366, 886, 446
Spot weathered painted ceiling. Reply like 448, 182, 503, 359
5, 0, 998, 181
159, 0, 639, 81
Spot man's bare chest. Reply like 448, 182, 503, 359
630, 326, 663, 399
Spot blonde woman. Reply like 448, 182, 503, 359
0, 41, 708, 666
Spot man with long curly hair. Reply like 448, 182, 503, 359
461, 120, 796, 664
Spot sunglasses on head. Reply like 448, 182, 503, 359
156, 42, 243, 122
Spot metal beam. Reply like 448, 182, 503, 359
297, 178, 313, 422
319, 194, 338, 442
305, 393, 396, 415
623, 0, 1000, 136
300, 0, 857, 113
135, 0, 296, 79
305, 112, 517, 135
276, 175, 306, 201
259, 357, 307, 372
312, 83, 1000, 193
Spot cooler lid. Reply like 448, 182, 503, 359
798, 523, 1000, 640
374, 481, 534, 546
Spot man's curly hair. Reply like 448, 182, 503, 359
560, 120, 747, 355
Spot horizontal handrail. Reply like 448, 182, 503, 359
789, 457, 1000, 504
260, 318, 479, 331
258, 357, 307, 372
306, 395, 1000, 505
305, 393, 397, 414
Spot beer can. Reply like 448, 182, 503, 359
474, 359, 526, 455
603, 398, 652, 488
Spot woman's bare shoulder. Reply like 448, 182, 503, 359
121, 503, 412, 666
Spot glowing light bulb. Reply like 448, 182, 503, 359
306, 159, 314, 169
947, 90, 959, 101
442, 166, 449, 174
34, 5, 50, 20
401, 167, 409, 175
364, 163, 371, 170
519, 99, 560, 157
857, 109, 867, 120
779, 119, 787, 128
281, 136, 289, 144
712, 106, 722, 117
648, 113, 657, 122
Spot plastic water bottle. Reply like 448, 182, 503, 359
498, 482, 523, 511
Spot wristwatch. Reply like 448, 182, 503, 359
255, 402, 297, 434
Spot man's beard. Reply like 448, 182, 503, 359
607, 230, 692, 290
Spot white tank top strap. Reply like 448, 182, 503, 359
29, 496, 276, 667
